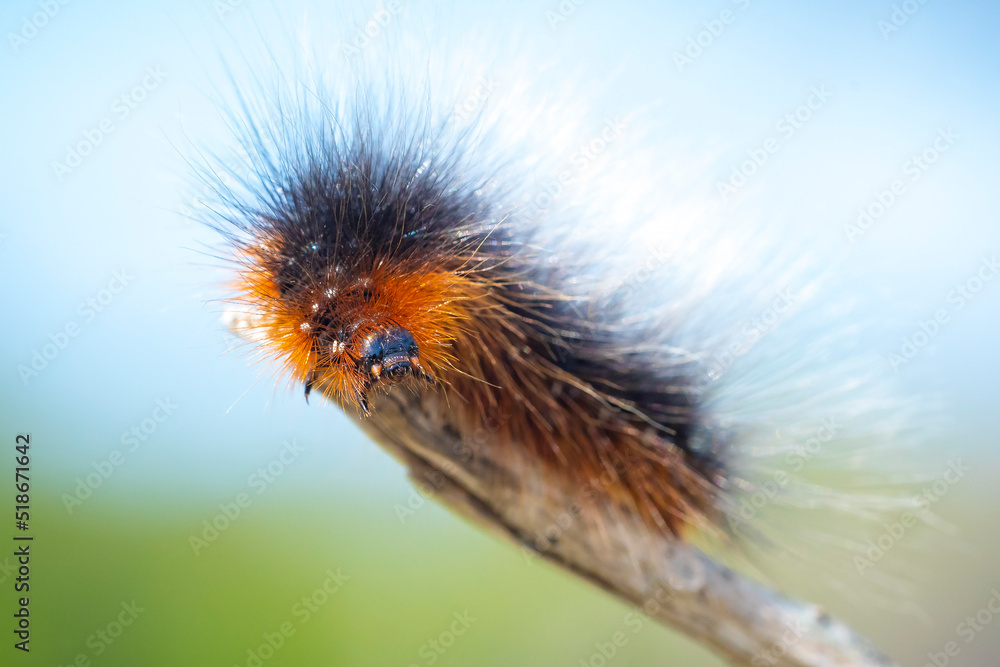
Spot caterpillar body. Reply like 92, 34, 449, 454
198, 9, 925, 665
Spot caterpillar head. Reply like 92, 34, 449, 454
228, 224, 471, 416
307, 323, 432, 416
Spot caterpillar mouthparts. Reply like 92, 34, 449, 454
305, 324, 432, 415
357, 325, 423, 382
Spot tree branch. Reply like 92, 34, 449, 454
355, 390, 899, 667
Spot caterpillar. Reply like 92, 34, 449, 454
196, 8, 926, 665
219, 93, 724, 540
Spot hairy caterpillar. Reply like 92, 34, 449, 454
219, 103, 724, 540
196, 8, 927, 665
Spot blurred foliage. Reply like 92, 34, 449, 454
5, 488, 721, 667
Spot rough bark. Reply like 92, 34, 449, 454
354, 389, 899, 667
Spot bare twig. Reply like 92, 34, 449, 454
355, 390, 899, 667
